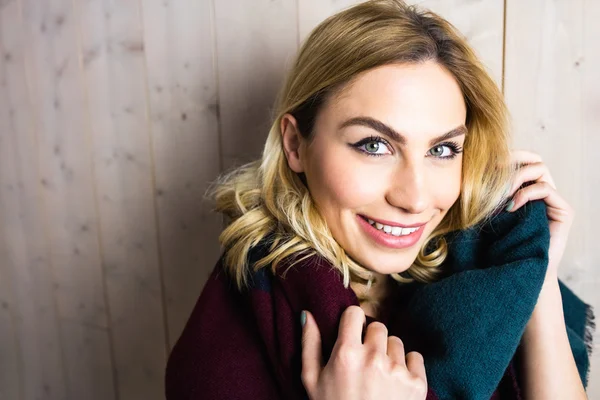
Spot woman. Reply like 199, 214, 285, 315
166, 1, 588, 399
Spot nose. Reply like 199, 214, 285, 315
385, 159, 430, 215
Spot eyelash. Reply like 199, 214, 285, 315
350, 135, 464, 160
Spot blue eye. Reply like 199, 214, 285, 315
350, 136, 464, 160
427, 142, 463, 160
351, 136, 392, 156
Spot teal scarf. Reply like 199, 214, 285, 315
405, 199, 595, 398
165, 200, 595, 400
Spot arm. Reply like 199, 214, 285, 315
520, 270, 588, 399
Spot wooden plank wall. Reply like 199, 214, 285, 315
504, 0, 600, 395
0, 0, 597, 398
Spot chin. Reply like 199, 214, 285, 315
358, 254, 417, 276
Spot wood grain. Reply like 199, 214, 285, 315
19, 0, 115, 397
504, 0, 599, 395
76, 0, 167, 398
214, 0, 298, 169
0, 5, 26, 399
140, 0, 223, 350
0, 0, 597, 397
0, 1, 67, 398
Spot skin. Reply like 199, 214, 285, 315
301, 307, 428, 400
282, 62, 585, 398
506, 151, 586, 399
282, 60, 465, 398
281, 60, 466, 299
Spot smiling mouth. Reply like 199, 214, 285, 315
358, 214, 428, 229
359, 216, 422, 237
356, 214, 426, 248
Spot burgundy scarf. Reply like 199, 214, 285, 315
166, 200, 593, 399
165, 249, 523, 399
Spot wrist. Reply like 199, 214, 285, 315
520, 273, 587, 398
545, 259, 559, 281
524, 276, 564, 337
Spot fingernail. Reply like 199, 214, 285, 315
300, 310, 306, 327
505, 200, 515, 212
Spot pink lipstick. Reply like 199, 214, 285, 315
356, 215, 425, 249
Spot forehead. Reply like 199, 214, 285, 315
322, 61, 467, 140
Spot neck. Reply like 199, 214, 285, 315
350, 272, 391, 303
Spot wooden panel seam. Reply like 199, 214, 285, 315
69, 0, 120, 397
135, 0, 171, 358
209, 0, 226, 233
0, 8, 26, 399
16, 0, 69, 395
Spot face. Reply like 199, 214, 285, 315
281, 60, 466, 275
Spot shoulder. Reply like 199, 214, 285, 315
165, 256, 280, 399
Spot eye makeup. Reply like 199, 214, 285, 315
349, 135, 463, 160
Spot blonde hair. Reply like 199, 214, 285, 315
209, 0, 513, 298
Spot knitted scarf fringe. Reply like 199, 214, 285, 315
584, 303, 596, 388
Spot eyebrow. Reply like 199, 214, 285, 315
338, 116, 467, 146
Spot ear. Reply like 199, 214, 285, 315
280, 113, 305, 173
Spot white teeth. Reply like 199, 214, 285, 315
366, 217, 419, 236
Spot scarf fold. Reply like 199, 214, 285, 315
165, 200, 594, 399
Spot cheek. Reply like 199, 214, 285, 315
431, 163, 462, 208
308, 149, 384, 210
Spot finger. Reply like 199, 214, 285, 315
406, 351, 427, 386
301, 310, 323, 393
508, 162, 556, 196
510, 149, 543, 167
387, 336, 406, 367
363, 322, 388, 354
508, 182, 572, 219
336, 305, 367, 346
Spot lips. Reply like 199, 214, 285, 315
356, 214, 426, 249
359, 214, 427, 228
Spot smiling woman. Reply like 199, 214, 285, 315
210, 3, 512, 295
280, 61, 467, 287
163, 1, 571, 399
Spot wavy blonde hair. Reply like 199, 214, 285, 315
209, 0, 514, 297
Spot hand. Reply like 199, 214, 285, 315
506, 150, 575, 278
300, 306, 428, 400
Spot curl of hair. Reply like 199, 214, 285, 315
208, 0, 515, 300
